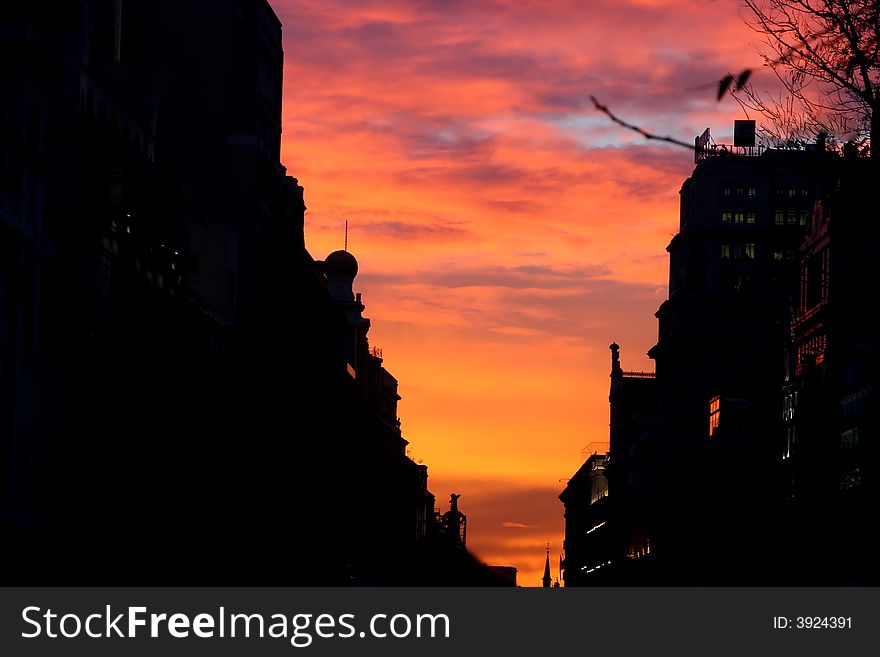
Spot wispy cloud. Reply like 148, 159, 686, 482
501, 521, 537, 529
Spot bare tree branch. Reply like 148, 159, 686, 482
735, 0, 880, 153
589, 96, 695, 150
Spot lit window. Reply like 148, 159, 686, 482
721, 244, 731, 259
799, 211, 809, 226
746, 211, 756, 224
774, 210, 784, 225
735, 186, 744, 196
722, 211, 732, 223
747, 186, 757, 196
723, 186, 732, 197
773, 250, 783, 261
787, 211, 798, 225
797, 333, 827, 369
788, 188, 797, 198
745, 243, 755, 259
783, 394, 795, 421
709, 396, 721, 437
734, 211, 745, 224
801, 188, 809, 197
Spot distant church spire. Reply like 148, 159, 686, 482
542, 543, 552, 587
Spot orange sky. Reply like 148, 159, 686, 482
272, 0, 776, 585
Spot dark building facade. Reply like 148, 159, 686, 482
605, 344, 656, 580
559, 452, 610, 585
0, 0, 501, 585
644, 132, 839, 582
1, 17, 57, 533
564, 127, 873, 584
777, 158, 879, 584
560, 344, 655, 585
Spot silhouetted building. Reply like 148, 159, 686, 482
561, 344, 655, 585
409, 492, 513, 586
606, 344, 656, 578
486, 565, 517, 587
1, 18, 58, 532
559, 452, 611, 585
776, 158, 879, 584
0, 0, 496, 585
641, 127, 841, 582
566, 122, 877, 584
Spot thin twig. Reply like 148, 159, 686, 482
589, 96, 695, 150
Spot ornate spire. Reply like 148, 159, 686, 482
542, 543, 552, 587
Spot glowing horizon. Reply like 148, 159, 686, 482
273, 0, 772, 586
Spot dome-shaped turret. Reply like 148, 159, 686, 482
324, 250, 358, 278
323, 250, 359, 303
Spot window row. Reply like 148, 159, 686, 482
720, 209, 809, 225
720, 244, 800, 262
721, 210, 756, 224
722, 185, 757, 197
776, 187, 810, 198
774, 210, 810, 226
721, 186, 810, 199
720, 243, 755, 259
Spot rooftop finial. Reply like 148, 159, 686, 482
344, 220, 349, 252
610, 342, 623, 377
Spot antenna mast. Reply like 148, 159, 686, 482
344, 220, 349, 252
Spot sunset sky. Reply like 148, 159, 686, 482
271, 0, 776, 585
